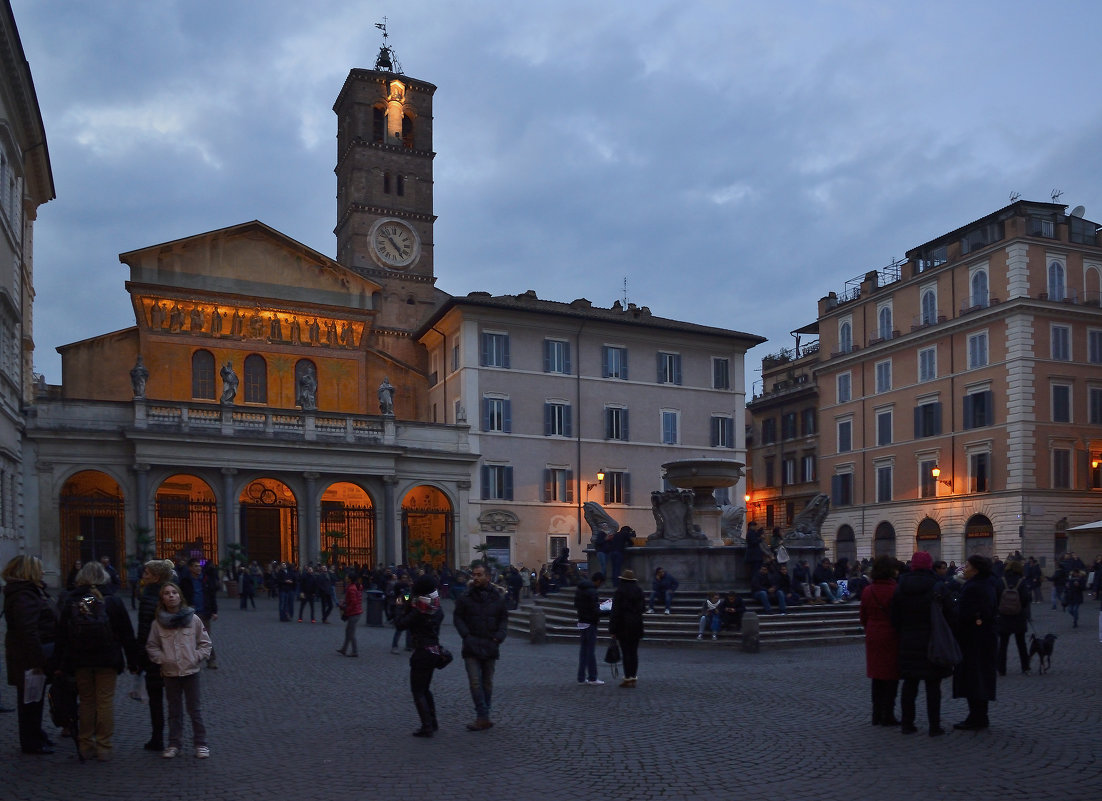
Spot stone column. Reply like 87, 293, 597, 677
383, 475, 398, 567
133, 463, 151, 533
220, 468, 238, 559
302, 471, 319, 562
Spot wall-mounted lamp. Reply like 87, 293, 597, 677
931, 466, 952, 488
586, 470, 606, 492
744, 494, 751, 504
1093, 458, 1100, 470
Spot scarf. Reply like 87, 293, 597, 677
157, 606, 196, 628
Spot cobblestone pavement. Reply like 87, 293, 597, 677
2, 595, 1099, 800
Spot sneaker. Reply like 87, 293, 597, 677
466, 718, 493, 731
664, 609, 671, 615
586, 679, 606, 685
696, 634, 703, 640
712, 633, 718, 640
646, 608, 655, 614
162, 747, 179, 759
195, 746, 210, 759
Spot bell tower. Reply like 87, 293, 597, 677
334, 26, 439, 333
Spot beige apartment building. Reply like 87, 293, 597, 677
419, 292, 763, 570
816, 199, 1102, 566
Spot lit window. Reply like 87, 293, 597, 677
244, 354, 267, 403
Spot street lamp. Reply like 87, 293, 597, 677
586, 470, 605, 493
931, 466, 952, 488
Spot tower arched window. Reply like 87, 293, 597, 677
878, 306, 892, 340
1048, 260, 1065, 301
244, 354, 267, 404
396, 174, 405, 196
383, 172, 391, 194
839, 321, 852, 354
191, 350, 215, 399
971, 269, 988, 308
402, 114, 414, 148
372, 107, 385, 143
921, 290, 936, 325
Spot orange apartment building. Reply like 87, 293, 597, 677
815, 200, 1102, 566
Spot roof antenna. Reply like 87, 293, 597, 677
1008, 191, 1021, 203
1051, 188, 1063, 204
374, 18, 403, 74
622, 276, 629, 307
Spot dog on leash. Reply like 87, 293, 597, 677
1028, 632, 1057, 674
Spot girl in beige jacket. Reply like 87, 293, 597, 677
145, 582, 212, 759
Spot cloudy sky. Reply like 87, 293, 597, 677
13, 0, 1102, 391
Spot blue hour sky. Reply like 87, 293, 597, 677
13, 0, 1102, 391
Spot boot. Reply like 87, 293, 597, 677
426, 693, 438, 731
412, 697, 434, 737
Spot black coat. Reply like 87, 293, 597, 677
3, 580, 56, 684
609, 581, 645, 642
135, 581, 167, 671
891, 569, 953, 680
995, 576, 1030, 634
953, 575, 998, 702
574, 580, 602, 625
453, 583, 508, 660
55, 585, 137, 674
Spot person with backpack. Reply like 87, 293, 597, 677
54, 561, 137, 761
135, 558, 176, 752
995, 560, 1030, 675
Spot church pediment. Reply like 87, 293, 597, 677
120, 221, 380, 311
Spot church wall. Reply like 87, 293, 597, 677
59, 328, 138, 401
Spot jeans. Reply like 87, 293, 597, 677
698, 614, 721, 635
998, 629, 1029, 673
239, 588, 255, 609
74, 666, 117, 758
145, 665, 165, 746
463, 657, 496, 720
298, 595, 316, 621
319, 593, 334, 622
649, 589, 673, 612
1067, 602, 1081, 626
596, 551, 608, 576
754, 590, 787, 613
340, 613, 360, 654
279, 589, 295, 621
164, 673, 206, 748
818, 582, 841, 602
577, 624, 598, 682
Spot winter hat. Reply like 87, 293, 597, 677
911, 551, 933, 570
618, 569, 637, 582
412, 575, 437, 596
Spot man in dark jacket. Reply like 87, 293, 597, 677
180, 558, 219, 669
452, 563, 509, 731
751, 564, 787, 614
648, 567, 679, 614
574, 572, 606, 684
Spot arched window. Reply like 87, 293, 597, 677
873, 521, 896, 558
878, 306, 892, 340
372, 107, 385, 143
191, 350, 215, 399
402, 114, 414, 148
921, 290, 937, 325
383, 172, 391, 194
244, 354, 267, 404
971, 269, 989, 308
1048, 261, 1065, 301
839, 321, 852, 354
396, 174, 405, 197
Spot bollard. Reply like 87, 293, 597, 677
528, 607, 547, 644
741, 610, 760, 653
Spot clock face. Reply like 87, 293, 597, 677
371, 219, 420, 269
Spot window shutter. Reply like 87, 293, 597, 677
564, 342, 571, 375
566, 470, 574, 503
504, 466, 514, 500
656, 352, 664, 383
983, 391, 993, 426
724, 418, 734, 448
711, 417, 720, 447
674, 356, 682, 385
933, 402, 941, 435
622, 350, 628, 380
604, 408, 612, 439
543, 340, 551, 373
624, 473, 631, 505
481, 465, 490, 500
563, 405, 572, 438
502, 335, 510, 369
623, 409, 629, 441
481, 398, 491, 432
913, 406, 921, 439
963, 394, 973, 430
831, 474, 841, 506
479, 333, 488, 367
544, 403, 552, 436
542, 469, 551, 502
601, 347, 609, 378
503, 399, 512, 433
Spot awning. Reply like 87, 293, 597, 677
1067, 520, 1102, 532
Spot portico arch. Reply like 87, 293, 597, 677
155, 474, 218, 563
59, 470, 125, 581
965, 514, 994, 558
320, 481, 375, 568
916, 517, 942, 561
874, 521, 896, 558
239, 478, 299, 566
401, 485, 453, 568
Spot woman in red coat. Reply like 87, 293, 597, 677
860, 555, 900, 726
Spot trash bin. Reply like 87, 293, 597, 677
363, 589, 385, 627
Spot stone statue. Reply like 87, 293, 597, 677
169, 304, 183, 332
248, 312, 263, 339
231, 310, 244, 337
648, 489, 706, 542
289, 316, 301, 344
378, 376, 395, 415
308, 318, 321, 345
297, 367, 317, 411
211, 308, 223, 335
129, 355, 149, 398
149, 301, 164, 330
583, 501, 620, 544
720, 505, 746, 544
190, 306, 204, 332
783, 494, 831, 543
220, 361, 238, 405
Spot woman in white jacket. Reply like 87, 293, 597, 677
145, 582, 212, 759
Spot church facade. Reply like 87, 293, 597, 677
23, 49, 762, 581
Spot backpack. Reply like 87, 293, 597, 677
998, 578, 1023, 616
67, 593, 113, 651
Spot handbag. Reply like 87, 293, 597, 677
927, 595, 962, 668
425, 645, 453, 670
776, 545, 790, 563
603, 641, 621, 664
